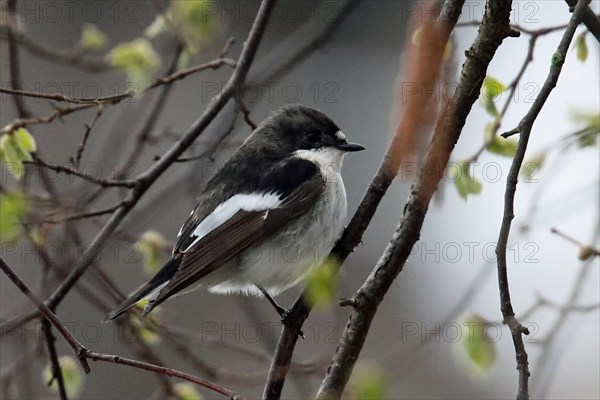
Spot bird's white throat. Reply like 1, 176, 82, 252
293, 147, 345, 177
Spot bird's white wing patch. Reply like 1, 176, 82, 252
177, 209, 197, 238
183, 193, 282, 252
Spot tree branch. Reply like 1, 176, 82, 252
495, 2, 589, 399
565, 0, 600, 42
0, 87, 131, 104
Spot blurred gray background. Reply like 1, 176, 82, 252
1, 0, 599, 399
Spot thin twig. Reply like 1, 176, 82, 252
495, 1, 588, 399
550, 227, 600, 257
4, 0, 30, 118
0, 87, 131, 104
564, 0, 600, 42
73, 105, 104, 167
41, 319, 68, 400
0, 256, 91, 372
146, 58, 236, 90
28, 156, 138, 188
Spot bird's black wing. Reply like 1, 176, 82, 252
144, 158, 325, 314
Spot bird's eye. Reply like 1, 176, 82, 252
305, 131, 321, 144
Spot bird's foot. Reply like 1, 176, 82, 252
279, 309, 305, 339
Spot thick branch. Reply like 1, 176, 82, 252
495, 1, 588, 399
565, 0, 600, 42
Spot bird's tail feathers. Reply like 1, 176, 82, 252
102, 256, 181, 321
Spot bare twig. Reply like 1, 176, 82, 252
73, 105, 104, 167
146, 58, 236, 90
0, 256, 91, 372
41, 319, 68, 400
28, 156, 138, 188
0, 87, 131, 104
4, 0, 30, 118
551, 227, 600, 258
1, 99, 124, 134
565, 0, 600, 42
495, 1, 589, 399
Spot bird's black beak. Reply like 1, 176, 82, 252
336, 142, 365, 152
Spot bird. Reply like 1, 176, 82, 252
104, 105, 364, 325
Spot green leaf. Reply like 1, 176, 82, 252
574, 32, 588, 62
129, 317, 161, 345
461, 315, 497, 373
487, 135, 518, 157
352, 363, 391, 400
577, 129, 598, 148
108, 38, 161, 90
305, 257, 340, 308
144, 14, 169, 38
0, 129, 36, 179
571, 111, 600, 148
80, 23, 108, 51
169, 0, 218, 53
136, 230, 167, 275
0, 191, 29, 242
174, 383, 203, 400
520, 152, 546, 181
14, 128, 37, 152
42, 356, 84, 398
449, 161, 483, 200
482, 76, 505, 100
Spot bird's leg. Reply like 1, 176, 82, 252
257, 286, 304, 339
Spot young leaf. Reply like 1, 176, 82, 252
305, 257, 340, 307
0, 191, 29, 242
520, 152, 546, 181
352, 363, 391, 400
136, 230, 167, 275
109, 39, 161, 90
571, 111, 600, 148
80, 23, 108, 51
449, 161, 483, 200
459, 314, 497, 374
174, 383, 202, 400
170, 0, 218, 53
42, 356, 84, 398
129, 317, 161, 345
0, 128, 37, 179
480, 76, 505, 117
574, 32, 588, 62
487, 135, 518, 157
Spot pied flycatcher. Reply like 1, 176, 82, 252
105, 105, 364, 324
